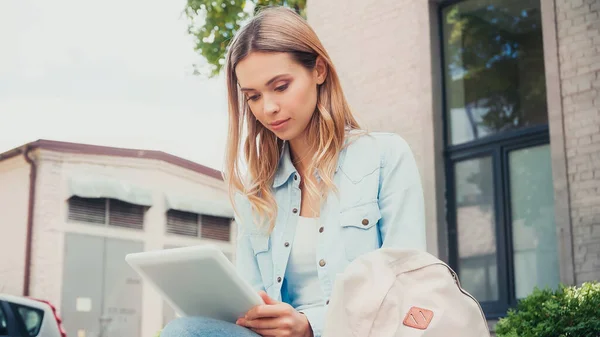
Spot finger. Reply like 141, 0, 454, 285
250, 328, 278, 337
245, 303, 291, 320
236, 317, 280, 329
258, 291, 278, 305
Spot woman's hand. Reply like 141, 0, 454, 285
236, 291, 313, 337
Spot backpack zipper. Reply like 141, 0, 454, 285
447, 267, 489, 331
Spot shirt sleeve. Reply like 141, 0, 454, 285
234, 194, 266, 292
377, 134, 427, 251
299, 305, 326, 337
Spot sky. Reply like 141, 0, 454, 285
0, 0, 229, 171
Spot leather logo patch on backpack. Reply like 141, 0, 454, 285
403, 306, 434, 330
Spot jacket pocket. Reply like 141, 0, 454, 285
340, 202, 382, 260
338, 161, 380, 208
249, 235, 273, 288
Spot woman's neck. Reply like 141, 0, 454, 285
289, 133, 314, 176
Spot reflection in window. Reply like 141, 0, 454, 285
442, 0, 548, 145
455, 157, 499, 301
509, 145, 560, 298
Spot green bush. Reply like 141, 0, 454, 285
495, 281, 600, 337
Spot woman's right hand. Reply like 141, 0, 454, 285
236, 291, 313, 337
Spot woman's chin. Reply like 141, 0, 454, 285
271, 129, 297, 141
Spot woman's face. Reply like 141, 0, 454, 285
235, 51, 326, 141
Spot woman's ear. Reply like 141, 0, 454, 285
314, 57, 328, 85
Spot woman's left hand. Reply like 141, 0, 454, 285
236, 291, 313, 337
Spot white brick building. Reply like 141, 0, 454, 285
0, 140, 236, 337
308, 0, 600, 328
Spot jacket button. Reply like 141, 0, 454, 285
284, 242, 290, 247
277, 277, 282, 283
319, 259, 326, 267
294, 174, 298, 181
319, 227, 324, 233
292, 208, 298, 214
326, 299, 330, 305
362, 218, 369, 226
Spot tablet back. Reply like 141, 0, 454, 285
125, 245, 263, 323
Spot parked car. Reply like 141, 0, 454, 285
0, 294, 66, 337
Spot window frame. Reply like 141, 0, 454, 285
438, 0, 551, 318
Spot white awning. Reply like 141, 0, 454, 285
165, 192, 233, 218
68, 174, 153, 207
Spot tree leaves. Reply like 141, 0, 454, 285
184, 0, 305, 76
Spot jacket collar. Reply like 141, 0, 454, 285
272, 141, 297, 188
271, 138, 349, 189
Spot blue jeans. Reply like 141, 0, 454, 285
161, 317, 261, 337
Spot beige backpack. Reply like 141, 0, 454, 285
322, 249, 491, 337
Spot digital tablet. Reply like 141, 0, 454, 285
125, 245, 264, 323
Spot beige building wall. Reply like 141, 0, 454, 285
2, 147, 234, 337
308, 0, 600, 285
0, 155, 30, 296
307, 0, 446, 258
554, 0, 600, 283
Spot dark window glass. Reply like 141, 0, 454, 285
442, 0, 547, 145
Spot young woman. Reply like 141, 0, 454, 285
161, 6, 426, 337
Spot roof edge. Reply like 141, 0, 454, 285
0, 139, 224, 181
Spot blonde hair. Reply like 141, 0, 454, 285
225, 6, 360, 232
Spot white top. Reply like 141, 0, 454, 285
284, 216, 326, 309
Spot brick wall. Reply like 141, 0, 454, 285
556, 0, 600, 283
307, 0, 446, 257
29, 157, 65, 308
0, 155, 29, 296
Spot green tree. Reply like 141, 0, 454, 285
184, 0, 306, 77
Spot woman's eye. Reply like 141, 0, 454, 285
247, 95, 260, 102
275, 84, 289, 92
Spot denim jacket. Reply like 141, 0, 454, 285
234, 131, 427, 337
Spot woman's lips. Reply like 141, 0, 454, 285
270, 118, 290, 130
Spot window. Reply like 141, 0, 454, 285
68, 196, 146, 230
200, 215, 231, 241
12, 304, 44, 337
166, 210, 199, 236
166, 210, 231, 241
441, 0, 560, 318
108, 199, 145, 229
68, 196, 106, 224
442, 0, 548, 146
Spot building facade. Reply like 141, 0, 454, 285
0, 140, 236, 337
308, 0, 600, 326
